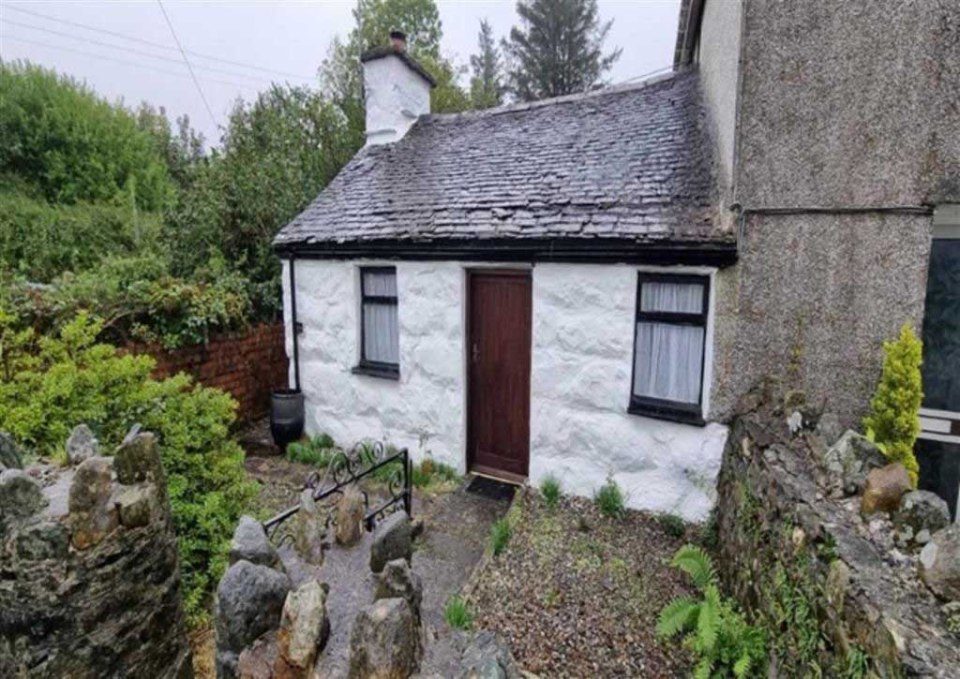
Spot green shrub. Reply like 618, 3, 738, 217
594, 478, 625, 519
657, 545, 767, 678
286, 434, 336, 466
490, 517, 512, 556
863, 323, 923, 485
658, 513, 687, 539
0, 311, 255, 623
444, 595, 473, 630
540, 474, 561, 508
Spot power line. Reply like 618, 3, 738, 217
0, 34, 262, 93
2, 18, 279, 85
155, 0, 217, 129
5, 4, 316, 82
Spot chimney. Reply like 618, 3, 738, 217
361, 32, 436, 146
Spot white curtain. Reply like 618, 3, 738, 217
363, 271, 397, 297
363, 303, 399, 364
640, 281, 703, 313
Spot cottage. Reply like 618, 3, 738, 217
276, 2, 960, 521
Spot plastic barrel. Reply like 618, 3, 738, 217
270, 389, 305, 449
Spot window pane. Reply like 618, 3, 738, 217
363, 270, 397, 297
921, 239, 960, 412
641, 281, 704, 314
633, 322, 704, 404
363, 302, 399, 364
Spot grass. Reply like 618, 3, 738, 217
490, 517, 512, 556
594, 478, 625, 519
412, 457, 460, 489
285, 433, 336, 466
540, 474, 561, 508
444, 595, 473, 630
658, 513, 686, 538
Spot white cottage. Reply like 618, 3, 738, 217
274, 35, 737, 521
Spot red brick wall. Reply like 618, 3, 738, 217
126, 323, 289, 423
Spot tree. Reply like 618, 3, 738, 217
470, 19, 504, 109
504, 0, 622, 101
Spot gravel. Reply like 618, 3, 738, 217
469, 490, 696, 678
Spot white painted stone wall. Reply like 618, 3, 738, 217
363, 55, 431, 146
283, 260, 728, 521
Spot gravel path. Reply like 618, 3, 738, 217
469, 490, 696, 678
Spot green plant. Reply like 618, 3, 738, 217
863, 323, 923, 485
657, 545, 767, 678
411, 457, 460, 489
594, 478, 625, 518
444, 595, 473, 630
286, 434, 336, 466
490, 517, 512, 556
540, 474, 562, 508
659, 513, 687, 539
842, 645, 869, 679
0, 311, 255, 623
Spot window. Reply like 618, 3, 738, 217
629, 273, 709, 424
354, 267, 399, 379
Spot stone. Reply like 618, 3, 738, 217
376, 558, 423, 621
230, 515, 279, 567
348, 598, 419, 679
336, 486, 366, 546
0, 468, 47, 524
0, 431, 23, 470
66, 424, 99, 465
237, 632, 278, 679
15, 520, 70, 560
893, 490, 950, 538
816, 412, 844, 447
919, 525, 960, 601
916, 529, 932, 545
114, 432, 166, 489
294, 489, 326, 566
860, 463, 912, 516
216, 560, 291, 678
786, 410, 803, 435
275, 580, 330, 678
822, 430, 888, 497
68, 456, 119, 549
370, 511, 413, 574
459, 631, 522, 679
116, 485, 158, 528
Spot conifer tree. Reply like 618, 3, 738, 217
469, 19, 504, 109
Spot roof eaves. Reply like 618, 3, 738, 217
360, 47, 437, 88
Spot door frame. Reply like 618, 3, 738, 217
464, 267, 533, 483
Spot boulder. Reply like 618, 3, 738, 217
459, 631, 522, 679
822, 430, 887, 497
68, 456, 118, 549
216, 560, 291, 678
66, 424, 99, 465
0, 431, 23, 470
375, 558, 423, 621
274, 580, 330, 679
0, 469, 47, 524
370, 512, 412, 574
919, 524, 960, 601
116, 485, 158, 529
893, 490, 950, 538
348, 598, 420, 679
15, 520, 70, 561
230, 515, 279, 567
860, 463, 912, 516
114, 432, 166, 493
237, 632, 278, 679
294, 489, 326, 566
815, 412, 844, 448
336, 486, 366, 546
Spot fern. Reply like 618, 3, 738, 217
656, 597, 699, 637
671, 545, 717, 589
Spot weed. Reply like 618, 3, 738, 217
490, 517, 512, 556
286, 434, 335, 466
412, 458, 460, 489
444, 595, 472, 630
842, 645, 869, 679
594, 478, 625, 518
540, 474, 562, 508
658, 513, 686, 538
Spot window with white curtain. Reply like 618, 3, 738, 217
357, 267, 399, 378
630, 273, 709, 423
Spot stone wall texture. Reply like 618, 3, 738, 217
127, 322, 288, 423
0, 435, 192, 678
716, 390, 958, 677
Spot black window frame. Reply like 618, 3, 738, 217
628, 272, 710, 426
352, 265, 400, 380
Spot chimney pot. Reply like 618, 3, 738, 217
390, 30, 407, 52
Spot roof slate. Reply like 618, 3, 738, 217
274, 71, 728, 252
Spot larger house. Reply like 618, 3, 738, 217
275, 3, 959, 521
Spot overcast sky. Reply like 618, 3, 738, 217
0, 0, 681, 146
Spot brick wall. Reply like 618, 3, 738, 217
127, 323, 289, 423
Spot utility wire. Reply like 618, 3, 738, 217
3, 18, 278, 85
0, 34, 261, 93
155, 0, 217, 129
6, 4, 315, 82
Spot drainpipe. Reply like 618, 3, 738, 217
288, 256, 301, 391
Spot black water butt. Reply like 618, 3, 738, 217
270, 389, 304, 449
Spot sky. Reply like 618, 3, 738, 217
0, 0, 681, 146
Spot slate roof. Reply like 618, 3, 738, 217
274, 70, 731, 259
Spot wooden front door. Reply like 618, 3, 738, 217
467, 270, 532, 480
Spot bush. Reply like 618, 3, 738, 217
0, 311, 255, 623
444, 595, 473, 630
658, 513, 687, 539
863, 323, 923, 485
540, 474, 561, 508
657, 545, 767, 678
594, 478, 625, 518
490, 517, 512, 556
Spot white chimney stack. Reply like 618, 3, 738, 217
361, 31, 435, 146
